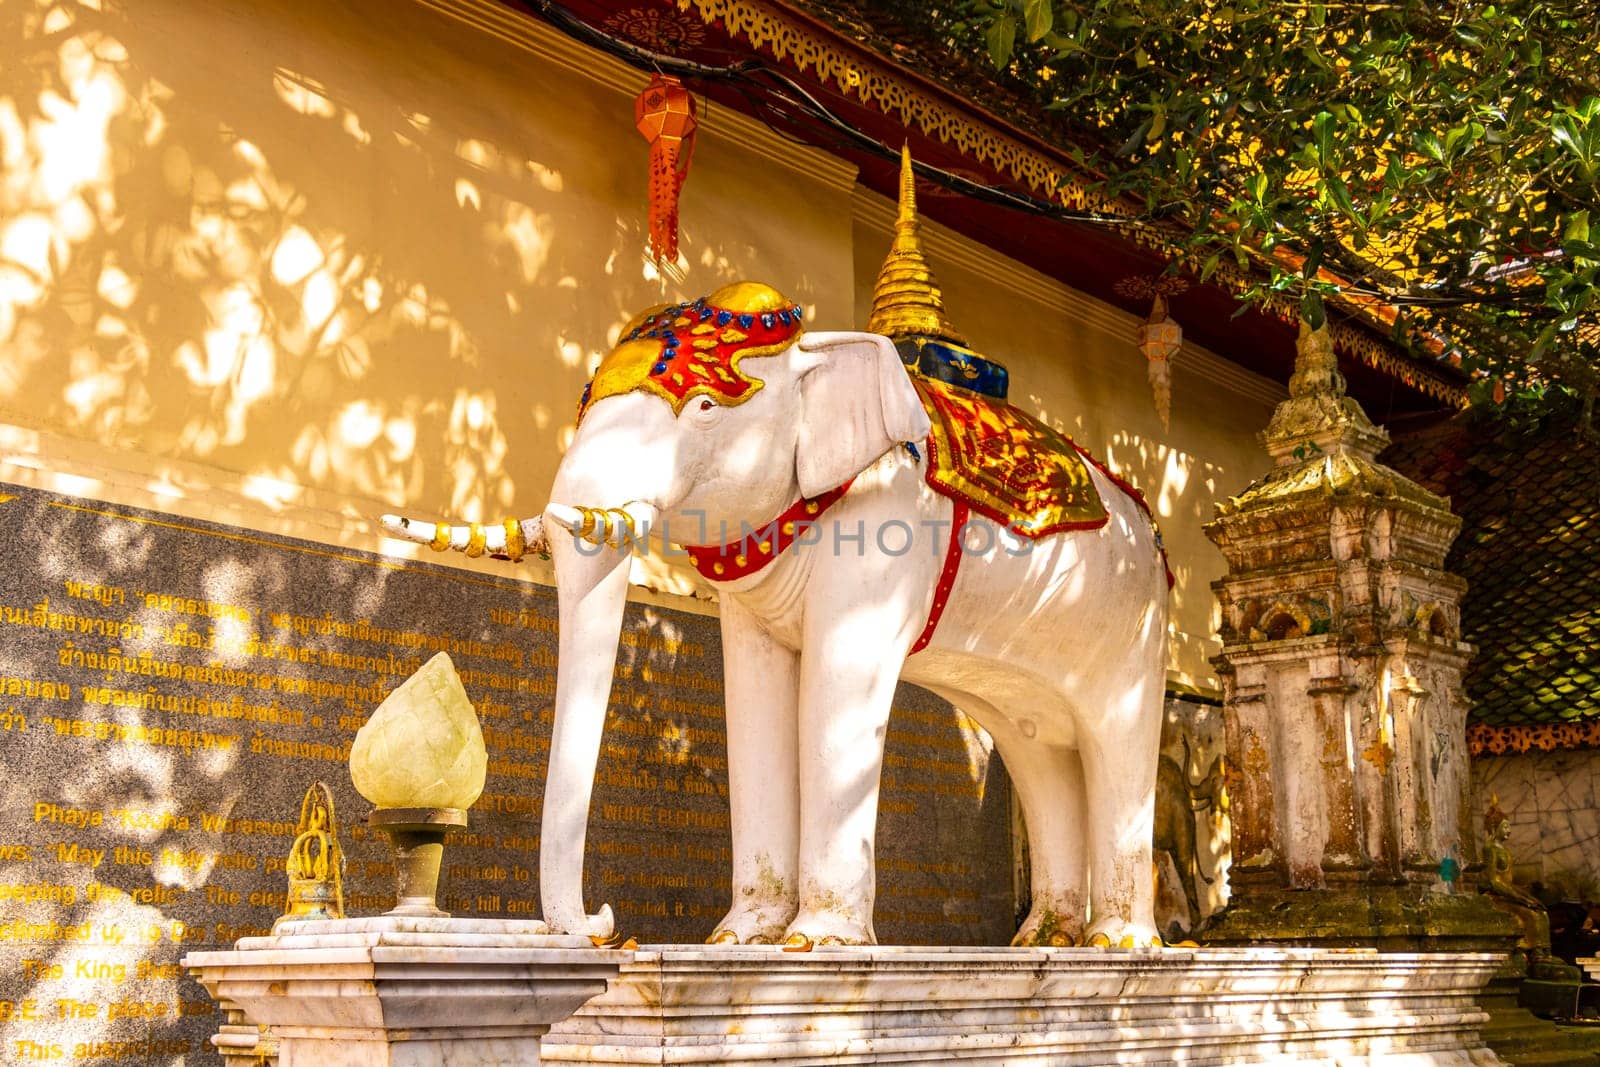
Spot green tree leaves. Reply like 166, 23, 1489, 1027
934, 0, 1600, 414
986, 12, 1015, 69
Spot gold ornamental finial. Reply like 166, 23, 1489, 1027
866, 145, 967, 345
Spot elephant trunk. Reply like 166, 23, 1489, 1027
537, 499, 657, 937
380, 512, 548, 562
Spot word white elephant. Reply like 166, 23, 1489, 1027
386, 283, 1169, 948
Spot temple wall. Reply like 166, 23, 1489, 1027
0, 0, 1285, 690
1473, 750, 1600, 901
0, 0, 1293, 1057
0, 0, 856, 610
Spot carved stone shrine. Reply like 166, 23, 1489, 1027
1202, 323, 1516, 949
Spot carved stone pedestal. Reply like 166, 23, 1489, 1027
1202, 323, 1516, 952
183, 917, 627, 1066
210, 1003, 276, 1067
542, 945, 1507, 1064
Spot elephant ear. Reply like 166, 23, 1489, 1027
793, 331, 931, 500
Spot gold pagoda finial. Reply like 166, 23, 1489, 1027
867, 144, 967, 345
896, 140, 918, 227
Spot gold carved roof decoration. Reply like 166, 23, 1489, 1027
676, 0, 1103, 211
867, 145, 966, 345
676, 0, 1468, 406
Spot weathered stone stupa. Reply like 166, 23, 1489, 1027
1202, 322, 1516, 949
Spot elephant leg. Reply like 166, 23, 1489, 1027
710, 597, 800, 945
785, 608, 915, 947
1081, 718, 1162, 947
976, 711, 1088, 947
1175, 821, 1203, 931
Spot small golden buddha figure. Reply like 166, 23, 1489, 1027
1484, 798, 1543, 913
276, 782, 345, 929
1479, 794, 1582, 981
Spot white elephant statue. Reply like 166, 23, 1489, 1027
385, 280, 1170, 949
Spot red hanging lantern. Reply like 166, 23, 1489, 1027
635, 73, 697, 266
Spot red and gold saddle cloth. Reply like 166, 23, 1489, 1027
914, 376, 1109, 538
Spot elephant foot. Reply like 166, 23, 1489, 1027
782, 909, 874, 948
1011, 905, 1085, 948
708, 901, 795, 946
549, 903, 615, 940
1083, 919, 1162, 949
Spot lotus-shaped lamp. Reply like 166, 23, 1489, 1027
349, 652, 487, 916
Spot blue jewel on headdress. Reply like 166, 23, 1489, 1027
760, 313, 775, 329
737, 313, 754, 329
652, 362, 668, 375
664, 334, 680, 348
790, 305, 803, 320
777, 309, 791, 326
699, 306, 713, 320
716, 310, 732, 326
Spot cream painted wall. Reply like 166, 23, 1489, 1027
0, 0, 854, 597
852, 196, 1282, 690
0, 0, 1280, 688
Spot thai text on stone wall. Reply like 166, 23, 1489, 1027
0, 483, 1012, 1063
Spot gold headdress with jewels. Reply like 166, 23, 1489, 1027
579, 282, 803, 421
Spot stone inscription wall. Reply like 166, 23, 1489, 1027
0, 483, 1013, 1063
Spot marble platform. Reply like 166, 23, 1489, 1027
183, 917, 630, 1066
543, 945, 1508, 1065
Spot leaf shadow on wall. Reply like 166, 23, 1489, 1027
0, 0, 829, 533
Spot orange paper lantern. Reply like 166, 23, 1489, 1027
635, 74, 697, 266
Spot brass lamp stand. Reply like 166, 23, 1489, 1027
369, 806, 469, 917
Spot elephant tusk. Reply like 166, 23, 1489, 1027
544, 503, 584, 536
577, 507, 600, 541
379, 513, 547, 563
544, 501, 657, 549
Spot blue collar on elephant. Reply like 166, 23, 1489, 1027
683, 480, 854, 582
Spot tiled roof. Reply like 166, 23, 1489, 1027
1386, 413, 1600, 752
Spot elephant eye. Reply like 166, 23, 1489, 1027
698, 398, 714, 412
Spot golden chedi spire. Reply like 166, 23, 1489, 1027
867, 145, 967, 346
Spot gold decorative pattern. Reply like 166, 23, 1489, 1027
677, 0, 1468, 406
1469, 720, 1600, 755
1114, 275, 1190, 300
502, 517, 526, 563
581, 283, 803, 420
677, 0, 1106, 210
603, 6, 707, 51
915, 376, 1108, 537
1361, 737, 1395, 776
